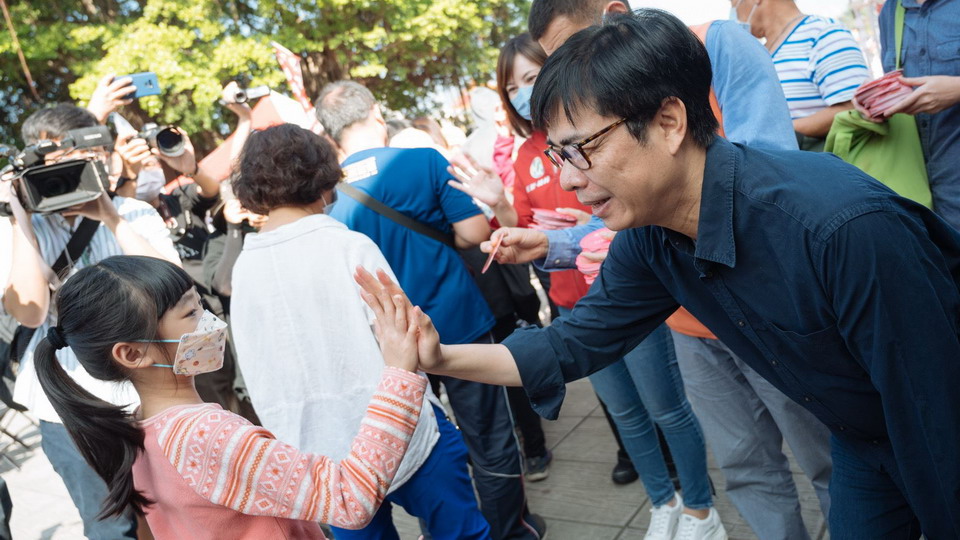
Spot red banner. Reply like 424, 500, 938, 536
271, 41, 312, 112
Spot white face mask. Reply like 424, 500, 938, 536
730, 0, 757, 34
322, 189, 338, 214
135, 168, 166, 201
140, 310, 228, 375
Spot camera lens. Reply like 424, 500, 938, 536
37, 175, 75, 198
234, 90, 248, 103
155, 128, 185, 156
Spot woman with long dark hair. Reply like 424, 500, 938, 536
34, 255, 428, 538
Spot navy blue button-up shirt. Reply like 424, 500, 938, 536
879, 0, 960, 229
504, 137, 960, 528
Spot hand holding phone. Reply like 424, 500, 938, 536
121, 72, 161, 99
87, 74, 135, 123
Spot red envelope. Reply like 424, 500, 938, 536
532, 208, 578, 221
481, 234, 504, 274
579, 228, 614, 253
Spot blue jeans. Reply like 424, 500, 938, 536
829, 435, 922, 539
39, 421, 137, 539
330, 406, 491, 540
671, 331, 832, 539
559, 310, 710, 509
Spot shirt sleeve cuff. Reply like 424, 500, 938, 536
534, 219, 604, 271
502, 326, 567, 420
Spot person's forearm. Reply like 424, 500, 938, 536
793, 102, 854, 138
432, 343, 522, 386
492, 200, 518, 228
103, 212, 177, 264
3, 222, 51, 327
191, 163, 221, 200
229, 117, 252, 170
534, 218, 603, 271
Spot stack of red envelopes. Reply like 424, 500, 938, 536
576, 227, 613, 285
531, 208, 578, 230
855, 70, 914, 121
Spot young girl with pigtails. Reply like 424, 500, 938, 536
34, 254, 428, 538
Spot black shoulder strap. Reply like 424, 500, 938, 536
7, 218, 101, 373
52, 218, 101, 277
337, 183, 455, 249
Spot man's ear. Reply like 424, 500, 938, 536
654, 97, 689, 156
112, 342, 153, 370
371, 105, 386, 126
603, 1, 631, 16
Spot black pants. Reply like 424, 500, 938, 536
440, 333, 540, 540
506, 386, 547, 459
491, 317, 547, 460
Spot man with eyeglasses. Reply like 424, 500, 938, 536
359, 10, 960, 539
514, 3, 834, 538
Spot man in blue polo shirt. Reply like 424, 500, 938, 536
358, 11, 960, 539
318, 80, 546, 540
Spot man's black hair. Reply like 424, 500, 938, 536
21, 104, 99, 145
530, 10, 718, 148
528, 0, 607, 41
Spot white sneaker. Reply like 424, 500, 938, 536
674, 507, 727, 540
644, 492, 683, 540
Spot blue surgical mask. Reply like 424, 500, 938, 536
510, 85, 535, 122
730, 0, 757, 34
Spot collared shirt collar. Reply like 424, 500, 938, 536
665, 137, 738, 269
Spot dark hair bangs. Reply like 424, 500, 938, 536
531, 11, 718, 147
131, 257, 195, 324
67, 256, 194, 344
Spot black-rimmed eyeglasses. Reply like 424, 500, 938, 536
543, 118, 626, 170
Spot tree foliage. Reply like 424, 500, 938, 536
1, 0, 529, 153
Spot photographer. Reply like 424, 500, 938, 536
1, 104, 178, 539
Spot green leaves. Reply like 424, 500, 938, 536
1, 0, 530, 152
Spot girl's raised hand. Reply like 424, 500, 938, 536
355, 267, 443, 371
359, 278, 419, 372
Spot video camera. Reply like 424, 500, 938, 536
231, 85, 270, 104
0, 125, 112, 216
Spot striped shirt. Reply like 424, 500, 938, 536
771, 15, 871, 119
8, 197, 179, 422
133, 367, 426, 539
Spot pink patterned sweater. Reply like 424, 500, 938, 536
132, 367, 426, 539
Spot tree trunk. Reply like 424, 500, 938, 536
302, 49, 345, 99
79, 0, 100, 20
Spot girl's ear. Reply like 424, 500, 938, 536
112, 342, 154, 370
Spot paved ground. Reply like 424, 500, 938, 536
0, 377, 828, 540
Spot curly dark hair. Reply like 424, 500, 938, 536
233, 123, 342, 215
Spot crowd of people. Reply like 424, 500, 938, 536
1, 0, 959, 539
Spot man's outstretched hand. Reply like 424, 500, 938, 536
480, 228, 550, 265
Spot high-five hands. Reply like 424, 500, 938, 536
355, 267, 442, 372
